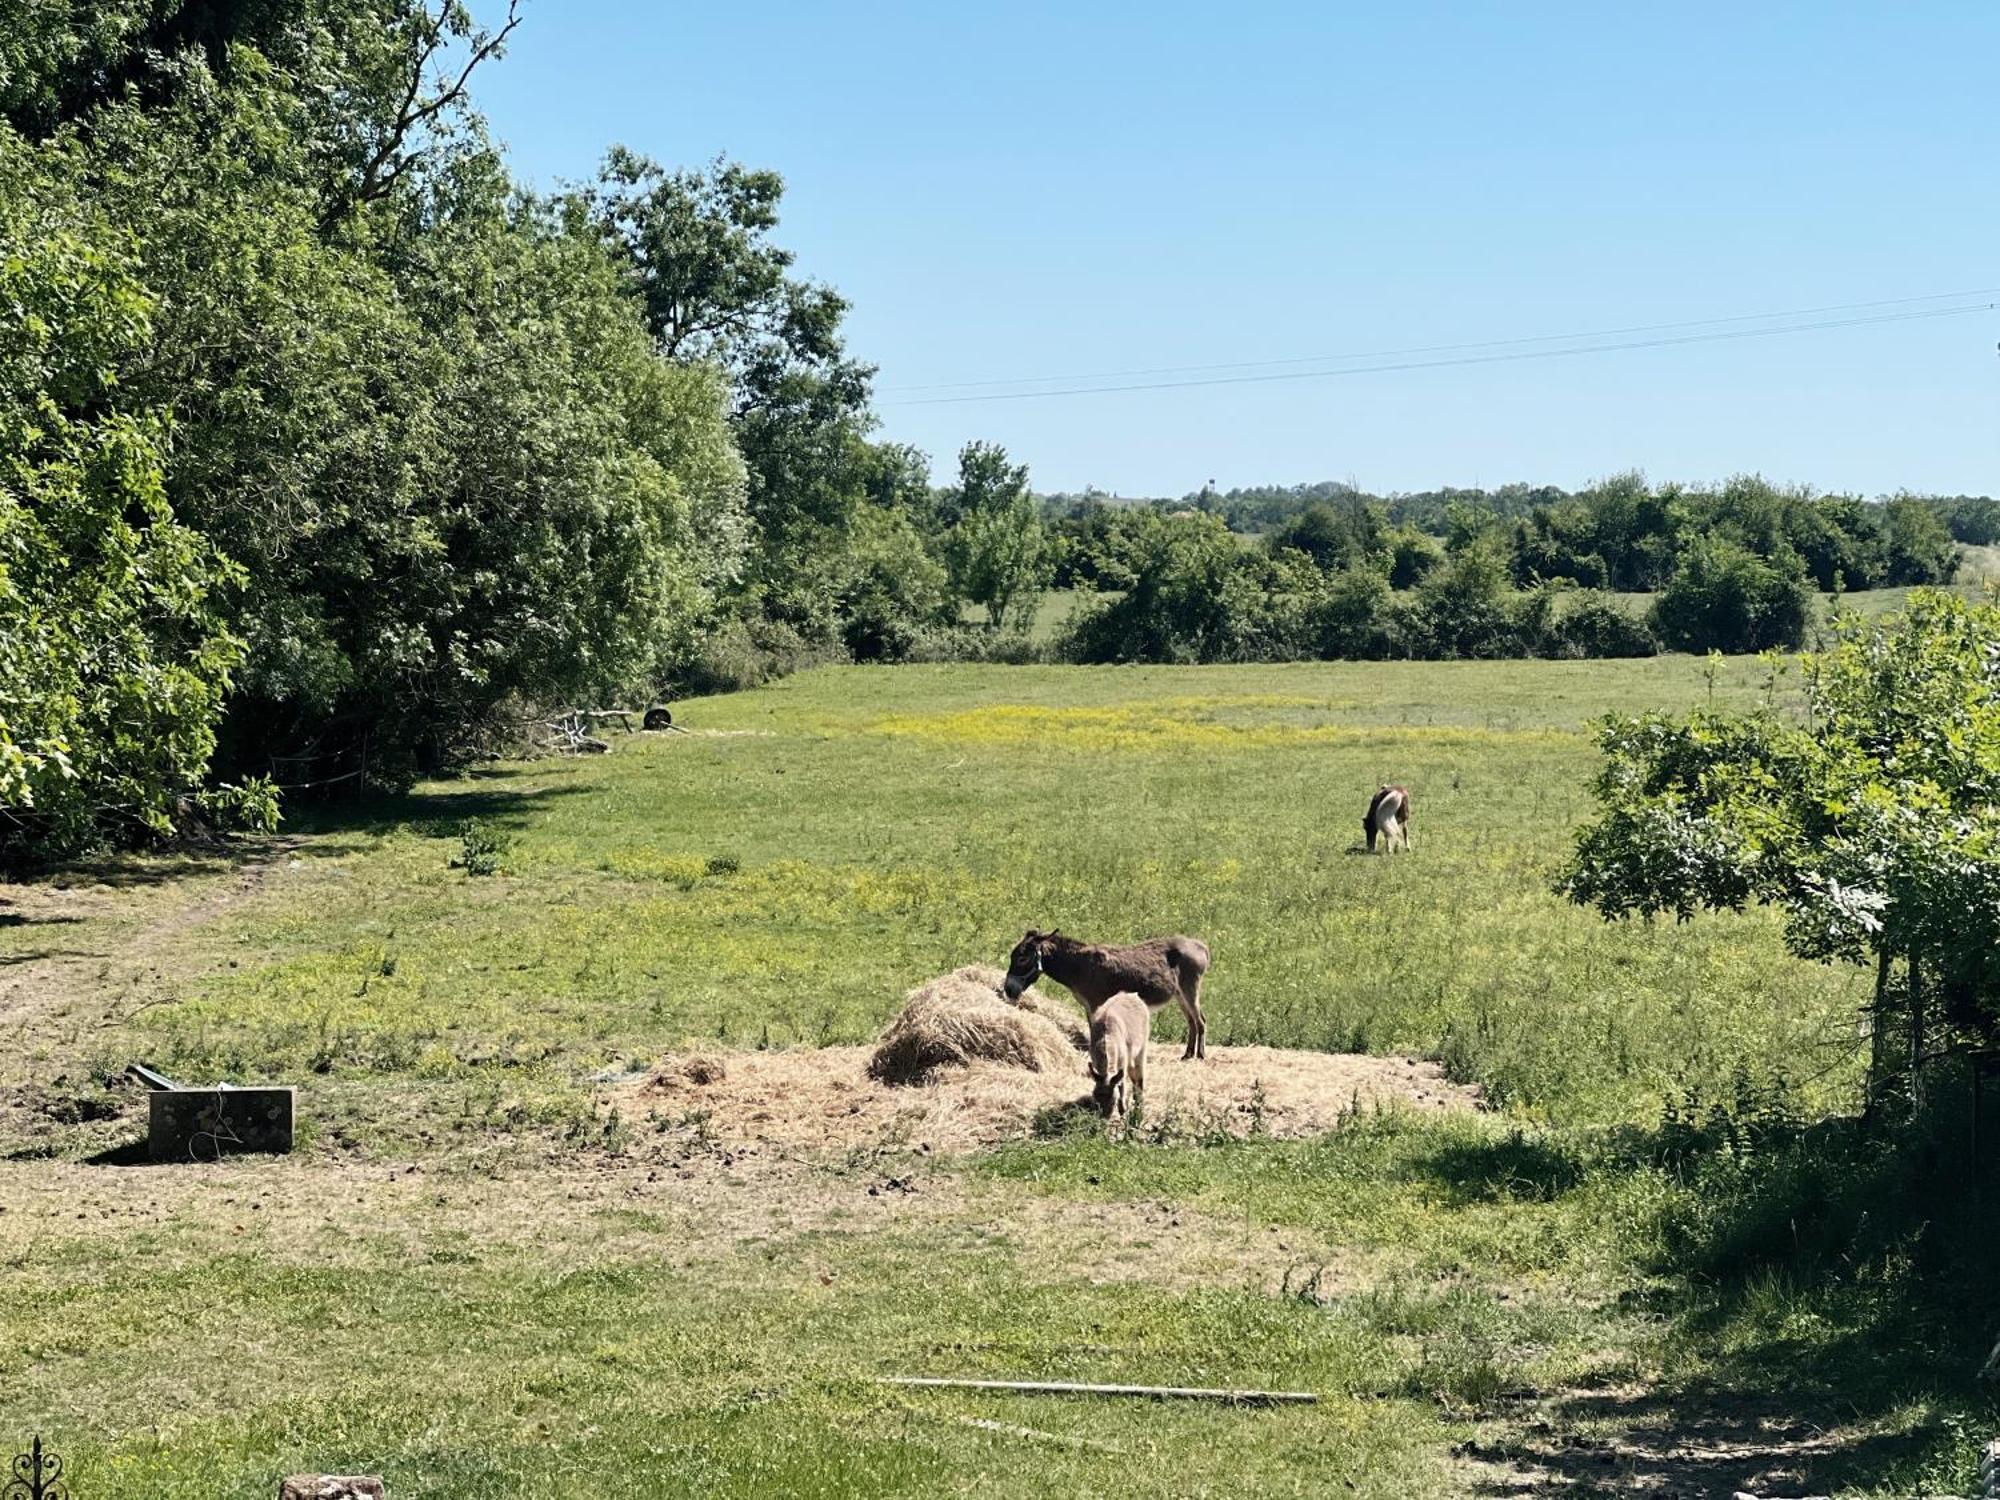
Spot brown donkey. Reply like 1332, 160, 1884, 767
1003, 929, 1210, 1060
1088, 992, 1150, 1120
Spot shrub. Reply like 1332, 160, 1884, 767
0, 140, 273, 860
1649, 536, 1813, 653
1409, 544, 1524, 658
1539, 592, 1658, 659
454, 820, 511, 877
1311, 568, 1403, 659
676, 616, 845, 696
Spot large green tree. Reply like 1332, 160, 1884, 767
0, 134, 270, 857
3, 3, 748, 807
586, 151, 892, 635
1564, 590, 2000, 1111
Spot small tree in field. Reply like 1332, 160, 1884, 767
1562, 590, 2000, 1114
941, 442, 1048, 631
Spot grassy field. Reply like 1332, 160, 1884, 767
959, 587, 1115, 643
2, 657, 1994, 1497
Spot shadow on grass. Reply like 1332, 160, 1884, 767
78, 1139, 155, 1167
0, 947, 105, 967
1462, 1382, 1936, 1497
1029, 1097, 1104, 1138
5, 777, 591, 892
280, 777, 593, 840
1406, 1126, 1590, 1204
1456, 1085, 2000, 1495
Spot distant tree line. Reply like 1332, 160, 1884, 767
1042, 475, 1967, 665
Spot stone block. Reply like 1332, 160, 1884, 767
148, 1086, 294, 1161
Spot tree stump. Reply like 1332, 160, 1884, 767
280, 1479, 386, 1499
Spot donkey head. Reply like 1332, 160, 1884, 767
1089, 1060, 1124, 1116
1003, 928, 1059, 999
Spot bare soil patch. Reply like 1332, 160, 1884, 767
622, 1039, 1476, 1158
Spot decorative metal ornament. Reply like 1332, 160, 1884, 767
5, 1435, 67, 1500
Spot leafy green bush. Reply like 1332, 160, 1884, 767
1648, 536, 1812, 653
0, 138, 273, 860
454, 820, 512, 877
1535, 591, 1659, 659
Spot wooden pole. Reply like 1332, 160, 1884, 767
878, 1376, 1316, 1406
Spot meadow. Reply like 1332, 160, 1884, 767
2, 655, 1993, 1498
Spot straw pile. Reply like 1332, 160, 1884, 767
867, 965, 1088, 1085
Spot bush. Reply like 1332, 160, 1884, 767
901, 626, 1049, 665
1539, 592, 1659, 659
675, 616, 846, 696
1409, 544, 1525, 658
454, 820, 511, 877
1649, 537, 1813, 653
1311, 568, 1404, 659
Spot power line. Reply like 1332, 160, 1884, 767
882, 301, 1998, 407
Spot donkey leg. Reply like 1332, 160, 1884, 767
1178, 977, 1207, 1061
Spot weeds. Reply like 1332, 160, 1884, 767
454, 819, 512, 876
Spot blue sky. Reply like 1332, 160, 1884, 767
474, 2, 2000, 497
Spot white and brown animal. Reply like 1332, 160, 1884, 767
1003, 929, 1210, 1060
1363, 784, 1412, 853
1087, 992, 1150, 1120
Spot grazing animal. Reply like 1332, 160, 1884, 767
1088, 992, 1150, 1120
1003, 929, 1210, 1060
1363, 784, 1412, 853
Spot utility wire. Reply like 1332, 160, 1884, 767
882, 301, 1998, 407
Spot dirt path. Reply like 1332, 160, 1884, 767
0, 839, 305, 1150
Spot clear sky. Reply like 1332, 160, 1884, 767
472, 2, 2000, 498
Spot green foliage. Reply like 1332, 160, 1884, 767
1045, 494, 1166, 590
453, 818, 509, 876
1060, 512, 1304, 663
941, 442, 1049, 632
1565, 591, 2000, 1079
834, 501, 953, 660
1267, 497, 1384, 572
1648, 535, 1812, 653
1882, 494, 1960, 587
0, 134, 270, 858
7, 24, 749, 808
1408, 542, 1522, 658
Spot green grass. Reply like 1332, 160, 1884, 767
3, 654, 1993, 1497
123, 658, 1859, 1127
959, 587, 1117, 643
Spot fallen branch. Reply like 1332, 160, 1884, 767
878, 1376, 1316, 1406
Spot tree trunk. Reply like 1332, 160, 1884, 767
1908, 950, 1926, 1111
1866, 946, 1894, 1118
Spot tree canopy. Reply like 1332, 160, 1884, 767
1562, 590, 2000, 1108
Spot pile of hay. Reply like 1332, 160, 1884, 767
868, 965, 1088, 1085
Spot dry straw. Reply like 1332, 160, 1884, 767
868, 966, 1088, 1085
